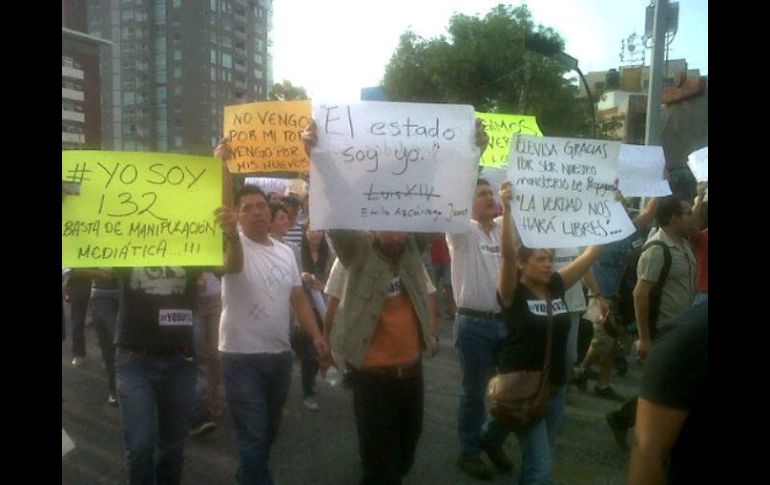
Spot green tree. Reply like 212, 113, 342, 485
382, 4, 593, 137
268, 80, 309, 101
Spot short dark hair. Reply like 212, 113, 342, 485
655, 195, 685, 228
282, 195, 301, 210
477, 178, 491, 186
236, 185, 267, 206
269, 201, 288, 222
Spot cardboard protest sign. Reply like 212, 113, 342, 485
223, 100, 312, 173
476, 112, 542, 168
62, 151, 223, 267
687, 146, 708, 182
309, 101, 478, 232
507, 135, 635, 248
617, 144, 672, 197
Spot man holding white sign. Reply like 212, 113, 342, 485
303, 112, 486, 485
308, 101, 479, 233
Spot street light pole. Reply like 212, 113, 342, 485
645, 0, 668, 145
524, 34, 597, 137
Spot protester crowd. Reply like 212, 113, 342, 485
62, 113, 707, 485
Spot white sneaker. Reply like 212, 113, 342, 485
302, 397, 319, 411
71, 357, 84, 367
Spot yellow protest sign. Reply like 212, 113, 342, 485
223, 100, 312, 173
476, 112, 543, 168
62, 151, 223, 268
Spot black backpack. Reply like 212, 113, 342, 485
615, 240, 672, 337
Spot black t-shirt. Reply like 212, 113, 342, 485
497, 273, 572, 387
114, 266, 200, 349
640, 302, 708, 485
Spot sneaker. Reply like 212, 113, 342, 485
107, 393, 118, 407
615, 356, 629, 376
189, 418, 217, 437
605, 411, 630, 451
71, 357, 84, 367
571, 368, 588, 392
595, 384, 625, 402
302, 397, 319, 411
479, 438, 514, 473
457, 456, 494, 481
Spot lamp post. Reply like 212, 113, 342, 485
524, 33, 596, 137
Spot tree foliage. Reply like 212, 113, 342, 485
268, 80, 308, 101
382, 4, 593, 137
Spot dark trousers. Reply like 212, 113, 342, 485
68, 285, 91, 358
91, 296, 118, 394
351, 366, 424, 485
296, 309, 323, 398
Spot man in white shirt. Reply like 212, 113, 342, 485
447, 178, 513, 479
216, 179, 328, 484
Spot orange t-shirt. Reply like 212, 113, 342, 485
362, 276, 423, 369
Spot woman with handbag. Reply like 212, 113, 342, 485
486, 181, 603, 484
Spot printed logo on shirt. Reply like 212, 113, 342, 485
158, 309, 194, 327
130, 267, 187, 296
527, 298, 568, 317
479, 244, 501, 258
387, 276, 403, 298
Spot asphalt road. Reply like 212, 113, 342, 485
62, 311, 636, 485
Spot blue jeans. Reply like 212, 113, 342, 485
513, 386, 568, 485
453, 314, 509, 458
694, 292, 708, 306
115, 348, 196, 485
222, 351, 293, 485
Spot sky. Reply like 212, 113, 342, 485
271, 0, 708, 103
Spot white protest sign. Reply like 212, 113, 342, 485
309, 101, 478, 232
617, 144, 672, 197
243, 176, 290, 195
507, 135, 635, 248
687, 146, 708, 182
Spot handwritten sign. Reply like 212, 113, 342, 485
309, 101, 478, 232
476, 112, 542, 168
223, 100, 312, 173
687, 146, 708, 182
62, 151, 223, 267
507, 135, 635, 248
617, 144, 672, 197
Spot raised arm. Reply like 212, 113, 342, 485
497, 181, 519, 308
634, 197, 659, 232
559, 246, 602, 290
214, 137, 243, 274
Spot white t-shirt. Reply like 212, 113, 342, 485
219, 234, 302, 353
553, 247, 587, 313
446, 217, 502, 312
324, 258, 436, 299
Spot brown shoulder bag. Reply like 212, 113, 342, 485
487, 295, 554, 433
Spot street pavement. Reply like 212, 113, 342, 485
62, 312, 637, 485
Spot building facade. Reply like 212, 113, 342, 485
86, 0, 273, 155
63, 0, 111, 149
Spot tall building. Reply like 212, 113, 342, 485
62, 0, 111, 149
86, 0, 273, 155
